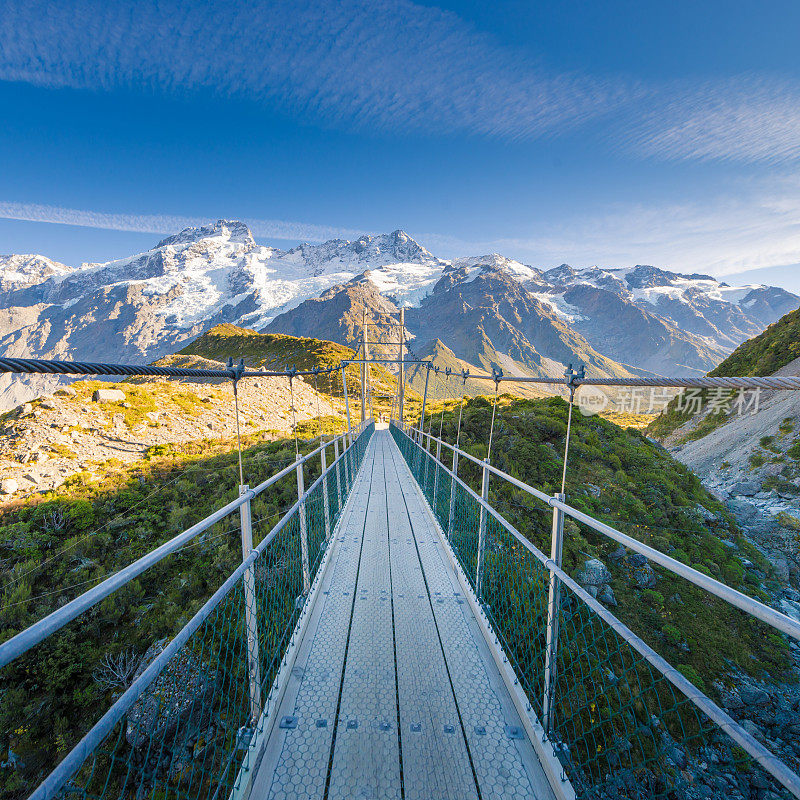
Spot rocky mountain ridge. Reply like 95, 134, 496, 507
1, 220, 796, 407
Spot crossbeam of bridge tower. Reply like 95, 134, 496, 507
341, 364, 353, 487
398, 307, 405, 423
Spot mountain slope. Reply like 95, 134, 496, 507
173, 323, 396, 399
707, 305, 800, 377
646, 311, 800, 590
405, 264, 636, 379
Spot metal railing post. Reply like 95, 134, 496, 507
239, 485, 262, 722
321, 443, 331, 539
433, 435, 442, 516
447, 446, 459, 539
475, 458, 490, 599
542, 492, 565, 733
333, 435, 343, 508
296, 456, 311, 594
423, 431, 431, 493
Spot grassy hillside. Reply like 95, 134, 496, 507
166, 323, 397, 411
0, 427, 332, 798
178, 323, 356, 372
709, 305, 800, 378
422, 396, 791, 691
648, 306, 800, 442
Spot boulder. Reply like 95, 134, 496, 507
608, 544, 627, 561
1, 478, 18, 495
55, 386, 77, 397
597, 584, 617, 606
778, 599, 800, 625
585, 484, 601, 498
739, 719, 763, 740
622, 553, 657, 588
575, 558, 611, 587
126, 639, 216, 749
739, 685, 771, 707
730, 481, 759, 497
694, 503, 719, 522
720, 689, 744, 711
92, 388, 126, 403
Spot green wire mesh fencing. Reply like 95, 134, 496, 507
28, 424, 374, 800
390, 423, 796, 800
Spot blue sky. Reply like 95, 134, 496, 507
0, 0, 799, 289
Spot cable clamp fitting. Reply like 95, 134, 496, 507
227, 357, 245, 392
563, 363, 585, 390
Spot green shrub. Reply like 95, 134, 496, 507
663, 624, 683, 646
677, 664, 706, 693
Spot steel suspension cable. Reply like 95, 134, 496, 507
486, 376, 500, 462
560, 386, 576, 495
313, 371, 324, 448
232, 380, 245, 485
288, 376, 300, 458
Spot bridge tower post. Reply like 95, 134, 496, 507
398, 307, 405, 424
542, 492, 565, 732
361, 308, 368, 423
296, 457, 311, 594
239, 485, 262, 723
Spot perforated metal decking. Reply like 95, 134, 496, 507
250, 429, 555, 800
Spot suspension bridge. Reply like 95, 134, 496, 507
3, 312, 800, 800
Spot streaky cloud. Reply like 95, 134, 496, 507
0, 0, 625, 141
620, 76, 800, 164
0, 201, 367, 243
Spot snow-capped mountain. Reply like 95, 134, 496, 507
0, 220, 797, 406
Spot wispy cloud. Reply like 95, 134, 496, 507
419, 179, 800, 276
0, 200, 367, 243
620, 77, 800, 164
0, 0, 624, 141
4, 183, 800, 280
2, 0, 798, 162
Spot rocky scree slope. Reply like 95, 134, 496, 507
648, 308, 800, 632
0, 365, 341, 501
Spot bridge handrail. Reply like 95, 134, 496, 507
28, 420, 375, 800
409, 423, 800, 643
391, 422, 800, 798
0, 425, 365, 670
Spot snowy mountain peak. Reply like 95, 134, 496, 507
543, 264, 578, 284
280, 229, 442, 278
156, 220, 256, 249
449, 254, 546, 286
1, 222, 799, 409
0, 253, 72, 293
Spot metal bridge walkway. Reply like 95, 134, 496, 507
250, 427, 555, 800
